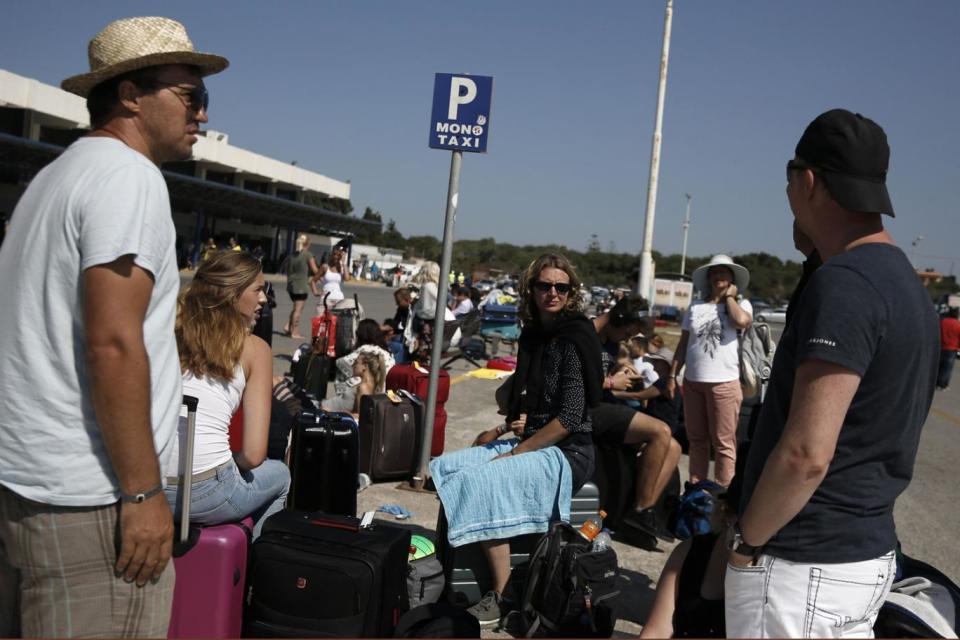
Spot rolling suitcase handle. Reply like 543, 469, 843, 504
179, 394, 199, 545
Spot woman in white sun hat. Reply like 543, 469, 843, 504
667, 254, 752, 487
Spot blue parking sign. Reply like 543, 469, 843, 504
429, 73, 493, 153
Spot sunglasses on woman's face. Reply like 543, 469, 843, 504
533, 281, 572, 295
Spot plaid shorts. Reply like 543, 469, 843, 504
0, 485, 174, 638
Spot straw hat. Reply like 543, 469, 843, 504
692, 254, 750, 296
61, 17, 228, 97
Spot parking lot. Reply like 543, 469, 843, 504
217, 272, 960, 636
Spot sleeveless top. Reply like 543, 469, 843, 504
322, 269, 344, 302
673, 532, 726, 638
167, 365, 245, 477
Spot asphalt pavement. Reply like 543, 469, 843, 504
186, 271, 960, 634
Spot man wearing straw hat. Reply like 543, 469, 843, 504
0, 17, 227, 637
726, 110, 939, 637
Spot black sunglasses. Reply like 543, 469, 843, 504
786, 159, 819, 181
155, 82, 210, 112
533, 281, 572, 295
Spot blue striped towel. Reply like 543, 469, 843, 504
430, 438, 572, 548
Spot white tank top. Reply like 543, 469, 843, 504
166, 365, 245, 477
322, 269, 344, 301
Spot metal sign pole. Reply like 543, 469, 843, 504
412, 149, 462, 489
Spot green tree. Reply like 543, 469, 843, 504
355, 207, 383, 244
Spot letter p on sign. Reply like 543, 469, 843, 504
448, 77, 477, 119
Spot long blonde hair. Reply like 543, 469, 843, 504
177, 251, 262, 380
357, 352, 386, 393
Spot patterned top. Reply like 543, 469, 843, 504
524, 338, 592, 436
523, 338, 595, 488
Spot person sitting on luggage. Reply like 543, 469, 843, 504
639, 482, 737, 638
450, 286, 474, 318
321, 351, 386, 415
332, 319, 396, 394
165, 251, 291, 540
430, 252, 604, 627
591, 295, 682, 546
383, 287, 412, 364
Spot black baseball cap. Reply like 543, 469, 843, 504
794, 109, 895, 217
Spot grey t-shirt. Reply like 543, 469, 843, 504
0, 138, 182, 506
740, 244, 939, 563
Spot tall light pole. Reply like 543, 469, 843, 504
637, 0, 674, 300
680, 193, 692, 275
911, 235, 923, 269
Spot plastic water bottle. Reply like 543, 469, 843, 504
578, 510, 607, 541
592, 528, 612, 552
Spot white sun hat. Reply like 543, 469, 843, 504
692, 254, 750, 296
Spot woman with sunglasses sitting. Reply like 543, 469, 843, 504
430, 253, 604, 627
165, 251, 290, 540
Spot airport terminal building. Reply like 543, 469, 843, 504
0, 69, 378, 270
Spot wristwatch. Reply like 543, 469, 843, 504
727, 523, 763, 557
120, 484, 164, 504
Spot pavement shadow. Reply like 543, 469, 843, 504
614, 566, 658, 628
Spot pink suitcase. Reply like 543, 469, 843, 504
168, 395, 251, 639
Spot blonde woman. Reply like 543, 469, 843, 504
283, 233, 320, 339
165, 251, 289, 539
321, 351, 386, 415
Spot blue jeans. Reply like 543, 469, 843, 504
937, 349, 956, 388
165, 459, 290, 539
388, 335, 407, 364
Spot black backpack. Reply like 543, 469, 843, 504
518, 522, 620, 637
393, 603, 480, 638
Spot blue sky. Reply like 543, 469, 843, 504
2, 1, 958, 270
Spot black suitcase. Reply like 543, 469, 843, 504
288, 408, 358, 516
290, 350, 331, 401
358, 393, 421, 481
245, 511, 411, 638
332, 294, 361, 358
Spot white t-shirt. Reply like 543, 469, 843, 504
0, 138, 182, 506
632, 359, 660, 388
680, 298, 754, 383
452, 298, 474, 317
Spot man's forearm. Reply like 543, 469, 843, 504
88, 342, 163, 494
738, 441, 829, 546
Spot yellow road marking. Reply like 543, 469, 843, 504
931, 407, 960, 427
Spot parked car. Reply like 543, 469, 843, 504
474, 279, 497, 295
755, 306, 787, 324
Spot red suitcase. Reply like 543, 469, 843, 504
168, 395, 251, 639
385, 363, 450, 456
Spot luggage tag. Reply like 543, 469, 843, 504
360, 511, 376, 529
413, 361, 430, 374
386, 389, 402, 404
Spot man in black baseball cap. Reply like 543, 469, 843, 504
726, 109, 939, 638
